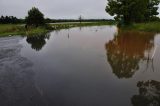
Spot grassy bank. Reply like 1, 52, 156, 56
122, 22, 160, 32
0, 24, 49, 37
0, 24, 25, 36
0, 21, 115, 37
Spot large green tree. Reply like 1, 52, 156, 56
25, 7, 45, 27
106, 0, 160, 24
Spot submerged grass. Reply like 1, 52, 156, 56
50, 21, 116, 30
26, 27, 49, 36
122, 22, 160, 32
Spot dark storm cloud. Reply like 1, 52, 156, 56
0, 0, 113, 19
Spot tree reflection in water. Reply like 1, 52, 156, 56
132, 80, 160, 106
105, 30, 155, 79
26, 33, 50, 51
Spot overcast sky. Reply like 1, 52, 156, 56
0, 0, 114, 19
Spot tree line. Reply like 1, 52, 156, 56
0, 16, 24, 24
0, 16, 114, 24
45, 18, 114, 23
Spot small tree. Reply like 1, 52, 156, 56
25, 7, 45, 27
79, 15, 82, 23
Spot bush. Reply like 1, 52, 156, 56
25, 7, 45, 27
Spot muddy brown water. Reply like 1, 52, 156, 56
0, 26, 160, 106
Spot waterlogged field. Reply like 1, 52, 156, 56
0, 26, 160, 106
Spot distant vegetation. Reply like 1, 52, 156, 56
0, 16, 114, 24
45, 18, 114, 23
0, 16, 24, 24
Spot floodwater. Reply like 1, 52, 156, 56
0, 26, 160, 106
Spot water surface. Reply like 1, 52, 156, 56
0, 26, 160, 106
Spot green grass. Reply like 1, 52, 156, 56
0, 24, 25, 36
0, 24, 50, 37
122, 22, 160, 32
